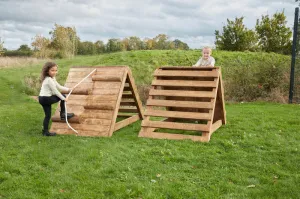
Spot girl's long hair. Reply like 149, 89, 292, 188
40, 62, 57, 82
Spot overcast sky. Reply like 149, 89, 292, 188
0, 0, 296, 50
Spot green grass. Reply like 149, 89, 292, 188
0, 51, 299, 198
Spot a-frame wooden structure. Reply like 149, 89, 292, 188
138, 67, 226, 142
50, 66, 144, 136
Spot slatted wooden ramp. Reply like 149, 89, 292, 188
50, 66, 144, 136
138, 67, 226, 142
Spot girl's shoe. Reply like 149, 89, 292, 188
60, 112, 75, 120
42, 130, 56, 136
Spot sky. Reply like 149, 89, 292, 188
0, 0, 297, 50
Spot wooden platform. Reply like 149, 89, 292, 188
50, 66, 144, 136
138, 67, 226, 142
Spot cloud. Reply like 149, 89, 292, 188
0, 0, 296, 49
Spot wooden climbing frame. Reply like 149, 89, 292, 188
138, 67, 226, 142
50, 66, 144, 136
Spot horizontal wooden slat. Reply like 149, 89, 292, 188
92, 89, 120, 95
80, 110, 114, 120
144, 110, 211, 120
142, 120, 209, 131
93, 82, 121, 89
120, 99, 136, 106
80, 118, 111, 125
149, 89, 215, 98
51, 123, 110, 132
61, 88, 91, 95
122, 93, 134, 98
67, 78, 93, 83
84, 103, 115, 110
119, 107, 138, 113
152, 80, 217, 87
51, 115, 80, 123
146, 99, 213, 109
154, 70, 218, 77
92, 75, 122, 82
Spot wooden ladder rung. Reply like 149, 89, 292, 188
149, 89, 215, 98
142, 120, 209, 131
144, 110, 211, 120
119, 107, 139, 113
146, 99, 214, 109
92, 75, 122, 82
152, 80, 217, 87
154, 70, 218, 77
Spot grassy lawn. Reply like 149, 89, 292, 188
0, 51, 299, 198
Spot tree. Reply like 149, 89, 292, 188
77, 41, 97, 55
128, 36, 142, 51
49, 24, 79, 58
0, 37, 4, 56
18, 44, 31, 51
255, 12, 292, 54
94, 40, 105, 53
153, 34, 170, 50
31, 34, 51, 58
215, 17, 257, 51
106, 39, 122, 52
172, 39, 189, 50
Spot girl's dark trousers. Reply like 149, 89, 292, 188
38, 95, 65, 130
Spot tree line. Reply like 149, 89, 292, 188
215, 11, 292, 55
0, 24, 189, 58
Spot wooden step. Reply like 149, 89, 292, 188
146, 99, 214, 109
118, 107, 139, 113
154, 70, 218, 77
51, 115, 80, 123
152, 80, 217, 87
144, 110, 211, 120
142, 120, 209, 131
149, 89, 215, 98
92, 75, 122, 82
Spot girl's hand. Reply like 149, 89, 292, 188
65, 97, 68, 102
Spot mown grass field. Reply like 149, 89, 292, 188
0, 50, 299, 198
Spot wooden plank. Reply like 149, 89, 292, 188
108, 69, 128, 136
119, 107, 138, 113
144, 110, 211, 120
146, 99, 214, 109
51, 123, 110, 132
145, 110, 211, 120
84, 103, 115, 110
114, 115, 140, 131
80, 110, 114, 120
117, 113, 137, 117
149, 89, 215, 98
142, 120, 209, 131
53, 128, 109, 137
92, 75, 122, 82
154, 70, 218, 77
92, 88, 120, 95
61, 88, 91, 95
126, 72, 144, 120
87, 95, 118, 102
122, 93, 133, 98
80, 118, 111, 125
64, 83, 93, 90
210, 120, 222, 134
138, 131, 207, 142
152, 80, 217, 87
66, 78, 93, 83
51, 115, 80, 123
93, 82, 121, 89
120, 99, 136, 106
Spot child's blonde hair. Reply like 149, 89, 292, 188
202, 47, 212, 54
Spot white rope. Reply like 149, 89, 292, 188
64, 69, 97, 135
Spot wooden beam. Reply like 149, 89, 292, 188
144, 109, 211, 120
142, 120, 209, 131
152, 80, 217, 88
149, 89, 215, 98
154, 70, 218, 77
146, 99, 214, 109
114, 115, 140, 131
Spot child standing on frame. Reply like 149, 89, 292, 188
193, 47, 215, 67
38, 62, 74, 136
